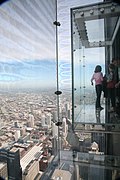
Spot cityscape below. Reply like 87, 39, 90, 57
0, 0, 120, 179
0, 90, 106, 179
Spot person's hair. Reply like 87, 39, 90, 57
109, 63, 115, 70
112, 58, 116, 63
112, 58, 120, 64
94, 65, 102, 73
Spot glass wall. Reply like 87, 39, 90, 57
71, 1, 120, 129
0, 0, 58, 179
0, 0, 57, 92
70, 1, 120, 179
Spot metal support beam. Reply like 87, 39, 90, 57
75, 18, 89, 48
89, 41, 111, 48
73, 1, 120, 48
112, 17, 120, 44
74, 2, 120, 21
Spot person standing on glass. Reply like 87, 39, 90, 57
91, 65, 104, 111
112, 59, 120, 115
106, 63, 116, 112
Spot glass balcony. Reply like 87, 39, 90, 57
71, 0, 120, 128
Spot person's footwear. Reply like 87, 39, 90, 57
96, 107, 104, 111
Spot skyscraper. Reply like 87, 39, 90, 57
0, 148, 22, 180
7, 148, 22, 180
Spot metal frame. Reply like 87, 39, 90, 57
72, 1, 120, 48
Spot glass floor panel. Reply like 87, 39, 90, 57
75, 104, 105, 124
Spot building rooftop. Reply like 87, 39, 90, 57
20, 144, 43, 171
0, 162, 7, 169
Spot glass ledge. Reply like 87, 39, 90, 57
40, 150, 120, 180
74, 123, 120, 133
60, 151, 120, 169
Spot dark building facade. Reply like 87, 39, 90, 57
0, 148, 22, 180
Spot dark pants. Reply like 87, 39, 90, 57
115, 87, 120, 115
115, 87, 120, 102
107, 88, 115, 108
95, 84, 102, 108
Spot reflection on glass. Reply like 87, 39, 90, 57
72, 1, 120, 127
0, 0, 57, 180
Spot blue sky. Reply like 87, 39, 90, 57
0, 60, 56, 89
0, 0, 104, 91
0, 0, 56, 90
